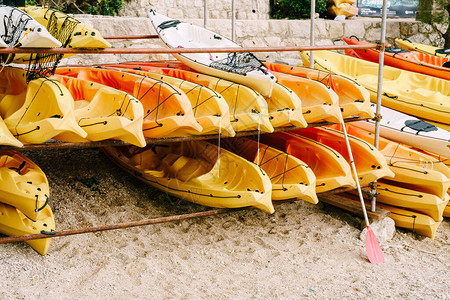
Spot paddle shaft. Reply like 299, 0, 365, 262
339, 116, 371, 227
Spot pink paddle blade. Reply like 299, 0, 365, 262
366, 226, 384, 264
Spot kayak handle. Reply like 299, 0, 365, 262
40, 230, 56, 236
35, 195, 49, 213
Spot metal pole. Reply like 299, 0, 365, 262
372, 0, 388, 212
309, 0, 316, 69
232, 0, 236, 41
0, 44, 379, 55
204, 0, 208, 28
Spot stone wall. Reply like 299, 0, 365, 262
64, 15, 444, 66
119, 0, 270, 20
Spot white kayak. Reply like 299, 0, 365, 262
148, 9, 276, 97
0, 36, 7, 48
353, 103, 450, 157
0, 6, 61, 49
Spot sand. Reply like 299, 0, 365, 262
0, 148, 449, 299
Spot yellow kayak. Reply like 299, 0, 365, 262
263, 62, 374, 119
0, 67, 86, 144
55, 67, 203, 138
0, 201, 55, 255
52, 74, 146, 147
395, 39, 450, 58
292, 126, 394, 186
339, 124, 450, 199
111, 68, 237, 136
0, 116, 22, 147
102, 141, 274, 213
0, 151, 49, 221
261, 132, 356, 193
300, 50, 450, 124
444, 204, 450, 218
105, 64, 275, 133
377, 202, 442, 239
273, 71, 342, 123
265, 82, 307, 128
221, 137, 317, 203
369, 181, 448, 222
133, 70, 235, 136
22, 6, 111, 49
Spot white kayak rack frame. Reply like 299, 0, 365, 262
0, 3, 393, 248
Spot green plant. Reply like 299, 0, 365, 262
270, 0, 328, 19
25, 0, 126, 16
86, 0, 124, 16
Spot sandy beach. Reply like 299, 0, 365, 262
0, 147, 448, 299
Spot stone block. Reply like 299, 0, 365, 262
167, 8, 184, 19
210, 11, 220, 19
385, 22, 400, 39
400, 22, 419, 36
314, 21, 329, 39
264, 36, 282, 47
364, 27, 381, 42
360, 217, 396, 244
236, 11, 247, 19
288, 21, 311, 39
328, 21, 344, 38
418, 23, 433, 34
343, 21, 366, 39
268, 20, 289, 35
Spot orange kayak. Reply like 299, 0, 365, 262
329, 124, 450, 199
260, 132, 356, 193
290, 127, 394, 186
343, 37, 450, 81
105, 62, 307, 129
55, 67, 205, 138
263, 62, 374, 119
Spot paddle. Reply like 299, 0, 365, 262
329, 71, 384, 264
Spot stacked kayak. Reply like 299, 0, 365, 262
92, 68, 236, 136
220, 137, 318, 203
261, 132, 356, 193
0, 151, 55, 255
270, 71, 343, 123
335, 124, 450, 238
0, 67, 86, 144
336, 124, 450, 198
148, 10, 276, 97
300, 50, 450, 125
21, 6, 111, 50
395, 39, 450, 58
55, 66, 203, 137
352, 104, 450, 158
291, 126, 394, 186
263, 62, 374, 119
102, 141, 274, 213
130, 67, 275, 131
51, 74, 146, 147
103, 62, 307, 130
343, 36, 450, 81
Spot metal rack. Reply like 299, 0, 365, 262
0, 9, 391, 246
